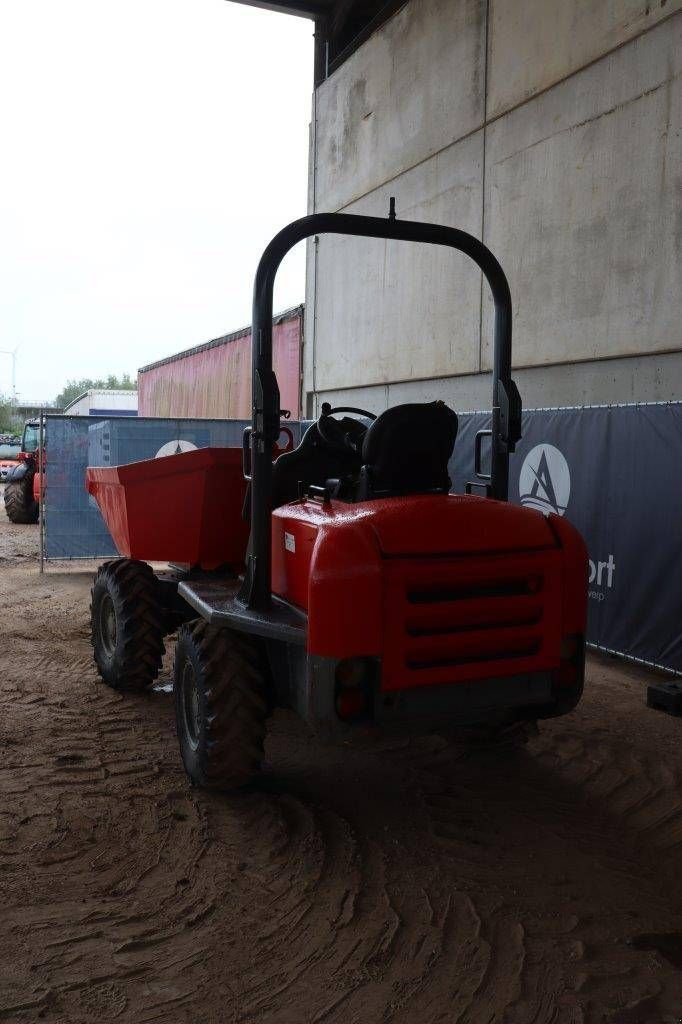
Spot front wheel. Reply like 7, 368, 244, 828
4, 477, 38, 524
174, 621, 269, 790
90, 559, 165, 691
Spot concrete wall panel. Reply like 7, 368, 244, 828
314, 0, 485, 211
482, 16, 682, 371
313, 350, 682, 416
311, 384, 389, 416
488, 0, 682, 118
308, 130, 484, 394
306, 2, 682, 412
303, 237, 317, 414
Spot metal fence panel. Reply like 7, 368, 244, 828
44, 416, 304, 560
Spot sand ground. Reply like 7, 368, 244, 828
0, 505, 681, 1023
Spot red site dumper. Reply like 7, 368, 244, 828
87, 209, 588, 791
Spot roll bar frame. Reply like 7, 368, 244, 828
240, 210, 522, 610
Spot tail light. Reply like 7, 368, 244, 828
335, 658, 373, 721
335, 658, 367, 688
336, 688, 368, 720
554, 634, 584, 687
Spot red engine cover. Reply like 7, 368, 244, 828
271, 494, 587, 690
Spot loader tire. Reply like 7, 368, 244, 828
91, 558, 165, 691
4, 478, 38, 524
174, 620, 268, 791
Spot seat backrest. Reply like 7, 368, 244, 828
360, 401, 458, 498
271, 422, 362, 509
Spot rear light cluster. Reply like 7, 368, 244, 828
553, 634, 584, 688
334, 657, 374, 721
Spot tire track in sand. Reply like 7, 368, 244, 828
1, 531, 682, 1024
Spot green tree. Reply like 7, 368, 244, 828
54, 374, 137, 410
0, 393, 14, 433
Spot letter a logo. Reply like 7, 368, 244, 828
519, 444, 571, 516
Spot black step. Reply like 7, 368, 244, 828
178, 577, 307, 645
646, 681, 682, 717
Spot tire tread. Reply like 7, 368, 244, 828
175, 620, 267, 790
4, 478, 38, 524
90, 558, 165, 691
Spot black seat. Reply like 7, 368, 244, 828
357, 401, 458, 500
271, 421, 362, 509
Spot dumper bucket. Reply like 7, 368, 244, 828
86, 447, 250, 569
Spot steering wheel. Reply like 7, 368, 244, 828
317, 403, 377, 455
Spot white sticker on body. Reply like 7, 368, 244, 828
284, 532, 296, 553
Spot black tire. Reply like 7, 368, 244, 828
90, 558, 165, 691
4, 478, 38, 524
174, 620, 268, 790
535, 680, 584, 720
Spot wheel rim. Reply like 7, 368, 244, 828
99, 593, 117, 657
181, 660, 201, 751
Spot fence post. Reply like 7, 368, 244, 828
38, 408, 44, 574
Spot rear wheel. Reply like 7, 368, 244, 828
90, 558, 165, 691
535, 680, 584, 720
174, 621, 268, 790
4, 477, 38, 524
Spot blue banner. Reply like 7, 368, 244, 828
450, 402, 682, 675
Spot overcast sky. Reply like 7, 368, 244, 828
0, 0, 313, 403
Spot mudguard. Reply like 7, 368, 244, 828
6, 462, 29, 483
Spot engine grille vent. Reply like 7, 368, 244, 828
382, 551, 562, 691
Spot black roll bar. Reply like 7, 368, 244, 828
240, 210, 522, 610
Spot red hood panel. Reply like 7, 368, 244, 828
277, 494, 557, 557
364, 494, 556, 556
274, 494, 581, 666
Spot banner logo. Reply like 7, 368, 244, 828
519, 443, 570, 516
155, 440, 198, 458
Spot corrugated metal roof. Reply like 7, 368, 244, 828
228, 1, 333, 17
138, 304, 304, 375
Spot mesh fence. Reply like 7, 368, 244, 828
44, 415, 305, 559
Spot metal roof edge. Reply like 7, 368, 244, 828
62, 390, 90, 412
138, 304, 305, 375
62, 388, 138, 412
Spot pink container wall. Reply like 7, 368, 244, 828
138, 307, 302, 419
